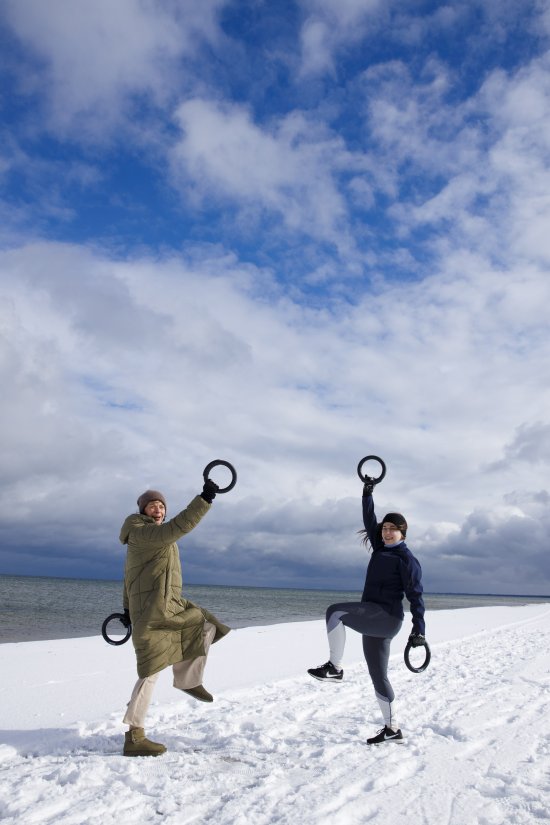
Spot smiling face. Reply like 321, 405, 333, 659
143, 500, 166, 524
381, 522, 403, 545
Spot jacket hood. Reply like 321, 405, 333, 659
119, 513, 155, 544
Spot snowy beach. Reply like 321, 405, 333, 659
1, 604, 549, 824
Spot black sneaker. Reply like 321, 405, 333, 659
307, 661, 343, 682
366, 725, 405, 745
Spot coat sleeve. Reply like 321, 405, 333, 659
122, 579, 129, 611
362, 494, 383, 552
129, 495, 210, 551
400, 554, 426, 635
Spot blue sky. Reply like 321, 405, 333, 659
1, 0, 550, 595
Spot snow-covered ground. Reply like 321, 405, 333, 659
1, 604, 549, 824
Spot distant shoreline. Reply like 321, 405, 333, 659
1, 574, 549, 645
0, 572, 548, 599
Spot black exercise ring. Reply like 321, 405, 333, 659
357, 455, 387, 485
404, 640, 431, 673
203, 459, 237, 494
101, 612, 132, 646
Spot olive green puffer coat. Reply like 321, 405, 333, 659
120, 494, 230, 678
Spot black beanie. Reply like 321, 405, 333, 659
137, 489, 167, 514
380, 512, 407, 537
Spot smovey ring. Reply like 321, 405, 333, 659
357, 455, 387, 485
404, 639, 431, 673
203, 460, 237, 494
101, 612, 132, 646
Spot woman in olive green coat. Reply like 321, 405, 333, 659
120, 481, 230, 757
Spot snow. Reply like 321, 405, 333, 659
1, 604, 549, 824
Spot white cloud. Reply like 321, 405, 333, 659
297, 0, 385, 77
164, 47, 550, 272
1, 0, 228, 135
351, 51, 550, 275
296, 0, 549, 79
299, 18, 334, 78
171, 99, 357, 251
300, 0, 384, 29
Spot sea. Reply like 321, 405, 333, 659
1, 574, 549, 644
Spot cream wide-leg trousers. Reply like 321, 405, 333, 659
123, 621, 216, 727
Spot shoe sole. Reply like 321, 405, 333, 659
123, 750, 166, 757
367, 739, 406, 746
307, 674, 343, 682
182, 690, 213, 702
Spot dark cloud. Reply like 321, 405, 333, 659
502, 422, 550, 465
418, 505, 550, 596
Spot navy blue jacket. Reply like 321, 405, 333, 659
361, 494, 425, 635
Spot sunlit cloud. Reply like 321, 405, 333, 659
170, 98, 357, 253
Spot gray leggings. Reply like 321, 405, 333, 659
326, 602, 402, 702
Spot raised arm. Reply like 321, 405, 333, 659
130, 495, 211, 548
362, 477, 383, 551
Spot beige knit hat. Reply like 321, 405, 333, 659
137, 489, 167, 514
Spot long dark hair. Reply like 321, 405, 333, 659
357, 528, 377, 552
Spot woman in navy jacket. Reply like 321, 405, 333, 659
308, 478, 426, 745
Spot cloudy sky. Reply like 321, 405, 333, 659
1, 0, 549, 596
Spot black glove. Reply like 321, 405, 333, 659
121, 608, 131, 628
363, 476, 375, 496
408, 632, 426, 647
201, 478, 219, 503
